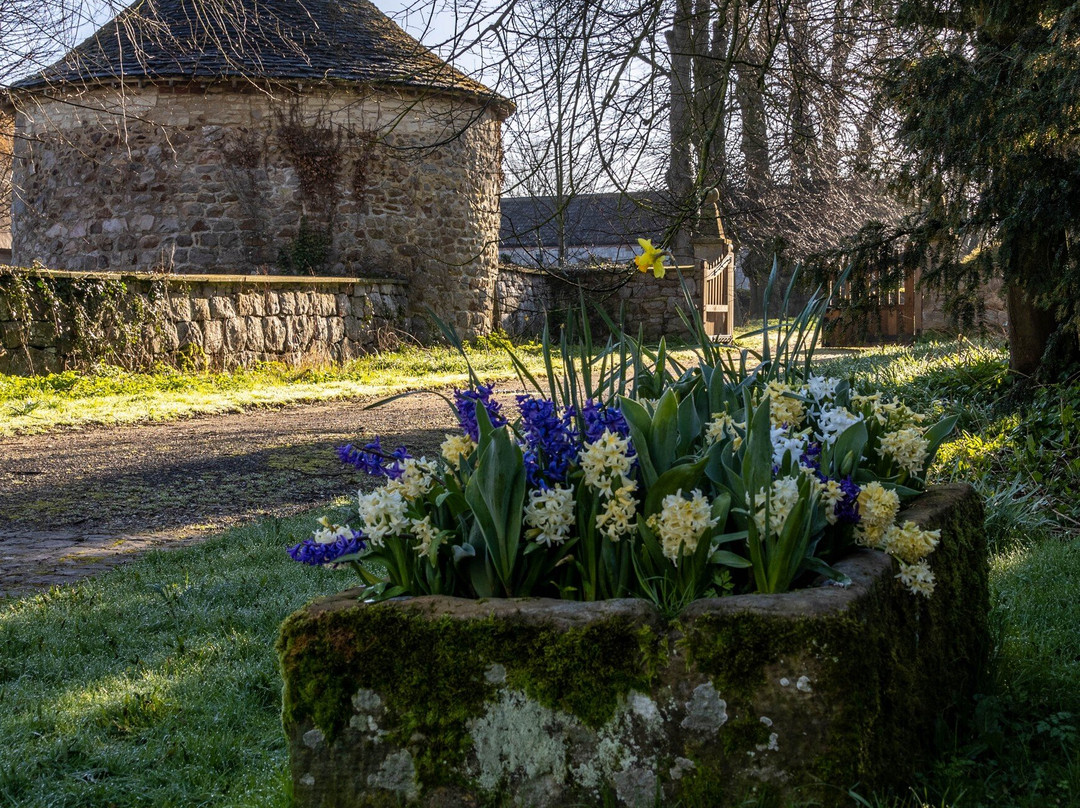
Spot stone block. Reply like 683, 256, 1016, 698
335, 294, 350, 318
326, 317, 345, 344
264, 316, 286, 352
27, 321, 57, 349
176, 320, 202, 348
169, 295, 193, 319
237, 293, 265, 317
202, 319, 224, 354
1, 322, 24, 350
280, 486, 988, 808
223, 317, 246, 351
244, 316, 265, 350
351, 295, 373, 320
296, 292, 313, 316
264, 291, 281, 315
22, 345, 62, 374
343, 316, 362, 343
288, 316, 316, 351
190, 297, 211, 321
209, 295, 237, 319
156, 322, 180, 352
279, 292, 297, 315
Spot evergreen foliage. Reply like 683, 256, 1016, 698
831, 1, 1080, 377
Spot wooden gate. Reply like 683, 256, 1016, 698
702, 253, 735, 342
825, 267, 922, 346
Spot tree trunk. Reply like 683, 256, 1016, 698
667, 1, 695, 255
1006, 283, 1056, 377
786, 0, 814, 187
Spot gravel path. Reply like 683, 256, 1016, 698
0, 390, 493, 597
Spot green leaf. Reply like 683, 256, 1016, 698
649, 388, 680, 473
636, 516, 669, 574
619, 396, 657, 486
464, 429, 526, 594
711, 550, 753, 568
802, 556, 852, 587
742, 393, 773, 498
643, 457, 709, 517
677, 392, 703, 457
710, 490, 732, 525
879, 481, 923, 499
829, 420, 868, 478
923, 414, 959, 471
712, 529, 749, 545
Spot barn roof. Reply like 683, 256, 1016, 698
14, 0, 508, 108
500, 193, 671, 249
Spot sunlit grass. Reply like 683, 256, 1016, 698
0, 338, 548, 435
991, 535, 1080, 705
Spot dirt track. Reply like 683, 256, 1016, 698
0, 390, 495, 596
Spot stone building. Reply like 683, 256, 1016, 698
4, 0, 512, 336
500, 193, 671, 268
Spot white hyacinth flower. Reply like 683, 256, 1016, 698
357, 487, 410, 545
816, 404, 863, 446
524, 485, 576, 546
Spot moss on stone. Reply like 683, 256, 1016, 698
675, 485, 990, 799
277, 602, 659, 786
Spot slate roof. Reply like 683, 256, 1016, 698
14, 0, 508, 107
500, 192, 671, 249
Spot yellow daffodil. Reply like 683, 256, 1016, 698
634, 238, 667, 278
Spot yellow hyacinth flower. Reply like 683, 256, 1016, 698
634, 238, 667, 278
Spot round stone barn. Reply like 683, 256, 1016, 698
8, 0, 512, 336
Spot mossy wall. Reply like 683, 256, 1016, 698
0, 268, 405, 373
277, 484, 988, 808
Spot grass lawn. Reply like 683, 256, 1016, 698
0, 335, 546, 435
2, 337, 1078, 807
0, 509, 357, 808
0, 321, 766, 436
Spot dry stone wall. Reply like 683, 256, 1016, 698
0, 269, 405, 374
496, 265, 701, 340
922, 276, 1008, 335
10, 83, 504, 337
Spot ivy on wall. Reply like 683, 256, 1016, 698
273, 105, 349, 275
0, 265, 173, 372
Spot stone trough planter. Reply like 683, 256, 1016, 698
278, 484, 988, 808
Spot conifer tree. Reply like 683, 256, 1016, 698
877, 0, 1080, 377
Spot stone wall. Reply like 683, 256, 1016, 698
922, 276, 1008, 335
278, 485, 988, 808
10, 83, 505, 337
0, 268, 406, 374
496, 264, 703, 340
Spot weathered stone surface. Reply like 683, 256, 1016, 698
0, 270, 407, 373
278, 485, 989, 808
496, 264, 711, 341
10, 83, 504, 337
